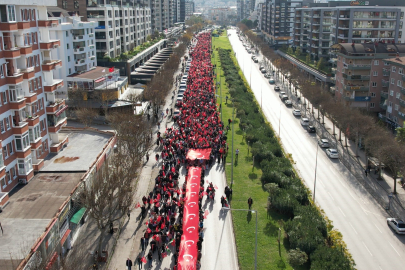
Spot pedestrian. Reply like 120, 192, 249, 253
225, 95, 228, 104
166, 108, 169, 115
127, 210, 130, 220
235, 149, 239, 159
145, 154, 149, 163
248, 197, 253, 209
137, 254, 143, 270
141, 237, 145, 252
0, 221, 3, 235
365, 169, 368, 177
147, 250, 153, 268
126, 258, 133, 270
157, 122, 160, 130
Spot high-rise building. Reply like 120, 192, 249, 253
185, 1, 195, 17
0, 0, 69, 193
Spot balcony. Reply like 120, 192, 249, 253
344, 74, 370, 80
90, 55, 96, 60
400, 99, 405, 108
4, 48, 21, 58
6, 73, 23, 84
398, 111, 405, 121
383, 70, 391, 76
75, 59, 86, 66
38, 20, 59, 27
39, 40, 60, 50
380, 102, 387, 110
0, 22, 18, 31
402, 75, 405, 81
73, 35, 84, 41
382, 81, 389, 87
89, 33, 94, 37
12, 122, 29, 135
20, 46, 33, 55
381, 91, 388, 98
25, 115, 40, 127
21, 67, 35, 80
44, 79, 64, 93
401, 87, 405, 95
42, 60, 62, 71
46, 100, 66, 114
74, 47, 85, 53
344, 85, 369, 91
344, 63, 371, 70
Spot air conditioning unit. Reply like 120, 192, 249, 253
19, 179, 27, 184
57, 84, 62, 89
53, 44, 59, 49
52, 23, 57, 27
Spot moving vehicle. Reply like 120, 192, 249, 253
307, 126, 316, 133
318, 139, 329, 148
269, 78, 275, 84
292, 109, 301, 116
173, 110, 181, 120
326, 149, 339, 159
387, 218, 405, 234
301, 118, 309, 126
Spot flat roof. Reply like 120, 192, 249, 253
0, 172, 82, 262
67, 66, 113, 80
42, 130, 113, 172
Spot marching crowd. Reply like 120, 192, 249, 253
128, 32, 228, 270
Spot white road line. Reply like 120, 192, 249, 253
349, 223, 358, 235
389, 242, 400, 256
338, 207, 346, 217
327, 192, 334, 201
361, 206, 369, 216
348, 191, 356, 200
362, 242, 373, 256
379, 266, 383, 270
374, 224, 382, 233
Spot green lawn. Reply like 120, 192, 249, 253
212, 32, 298, 270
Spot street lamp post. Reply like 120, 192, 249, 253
222, 207, 258, 270
313, 143, 319, 203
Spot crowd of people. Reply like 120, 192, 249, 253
135, 31, 227, 270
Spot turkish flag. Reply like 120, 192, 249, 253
162, 252, 167, 258
147, 228, 152, 233
141, 257, 147, 263
109, 67, 114, 72
135, 202, 140, 209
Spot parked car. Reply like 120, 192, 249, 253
301, 118, 309, 126
264, 73, 271, 79
387, 218, 405, 234
274, 85, 280, 90
307, 126, 316, 133
318, 139, 330, 148
253, 58, 259, 63
326, 149, 339, 159
251, 55, 256, 60
281, 95, 288, 101
292, 109, 301, 116
261, 69, 267, 74
173, 109, 181, 120
278, 92, 286, 99
269, 78, 275, 85
284, 100, 292, 107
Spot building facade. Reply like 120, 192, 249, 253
332, 43, 405, 114
185, 1, 194, 17
0, 0, 69, 194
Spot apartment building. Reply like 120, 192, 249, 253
0, 0, 70, 194
185, 1, 195, 17
87, 2, 151, 59
153, 0, 173, 32
332, 43, 405, 111
45, 7, 98, 101
292, 0, 405, 61
259, 0, 313, 49
207, 7, 237, 25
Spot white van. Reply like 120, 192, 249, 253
300, 118, 309, 126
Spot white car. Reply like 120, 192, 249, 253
300, 118, 309, 126
326, 149, 339, 159
292, 109, 301, 116
387, 218, 405, 234
318, 139, 329, 148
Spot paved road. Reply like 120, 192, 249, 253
228, 29, 405, 270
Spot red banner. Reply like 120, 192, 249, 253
186, 148, 212, 160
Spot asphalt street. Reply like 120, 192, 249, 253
228, 29, 405, 270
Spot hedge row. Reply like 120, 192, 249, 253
218, 48, 354, 270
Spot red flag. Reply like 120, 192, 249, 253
141, 257, 147, 263
171, 240, 176, 246
135, 202, 141, 209
147, 228, 152, 233
145, 222, 149, 225
109, 67, 114, 72
162, 252, 168, 258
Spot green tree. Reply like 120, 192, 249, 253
317, 57, 325, 70
310, 246, 355, 270
287, 47, 294, 55
395, 122, 405, 144
287, 248, 308, 267
306, 53, 311, 63
295, 47, 301, 57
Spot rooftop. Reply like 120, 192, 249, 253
384, 56, 405, 66
68, 66, 114, 81
332, 43, 405, 55
42, 129, 113, 172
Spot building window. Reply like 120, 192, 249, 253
397, 92, 401, 99
68, 68, 71, 74
395, 104, 399, 111
370, 102, 375, 108
5, 117, 10, 130
18, 155, 32, 175
7, 142, 13, 155
74, 1, 79, 9
62, 0, 67, 9
391, 78, 395, 84
66, 30, 69, 37
67, 43, 69, 50
0, 150, 3, 168
29, 125, 40, 142
373, 71, 378, 76
390, 90, 394, 96
0, 177, 6, 189
15, 132, 30, 151
392, 66, 396, 72
372, 82, 377, 87
6, 170, 11, 183
398, 80, 402, 87
371, 92, 376, 97
374, 60, 379, 65
68, 56, 70, 62
384, 62, 390, 66
400, 68, 403, 75
7, 5, 16, 22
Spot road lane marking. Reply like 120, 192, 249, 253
349, 223, 358, 235
348, 191, 356, 200
327, 192, 334, 201
338, 207, 346, 217
362, 242, 373, 256
374, 224, 382, 233
360, 206, 368, 216
389, 242, 400, 256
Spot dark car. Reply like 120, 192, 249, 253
274, 86, 280, 91
284, 100, 292, 107
253, 58, 258, 63
307, 126, 316, 133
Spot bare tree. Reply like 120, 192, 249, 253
380, 141, 405, 194
75, 108, 99, 127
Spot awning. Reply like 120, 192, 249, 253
70, 207, 86, 224
46, 252, 58, 270
95, 77, 105, 83
60, 229, 71, 245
